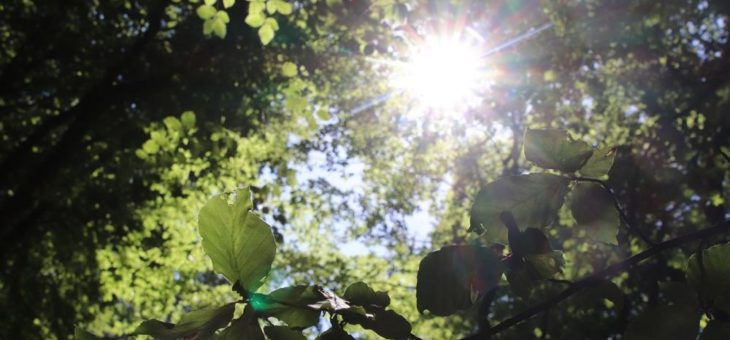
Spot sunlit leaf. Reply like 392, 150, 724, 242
198, 189, 276, 292
74, 328, 101, 340
259, 23, 275, 45
579, 146, 616, 178
196, 5, 216, 20
181, 111, 196, 129
212, 18, 227, 38
417, 245, 503, 316
245, 12, 266, 28
281, 62, 298, 77
223, 0, 235, 8
133, 303, 235, 339
250, 285, 336, 328
470, 174, 570, 244
524, 129, 593, 172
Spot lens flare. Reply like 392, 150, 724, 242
391, 36, 485, 113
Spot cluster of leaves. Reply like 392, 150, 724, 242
81, 189, 413, 339
194, 0, 293, 43
415, 129, 730, 338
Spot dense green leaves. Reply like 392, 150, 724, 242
198, 189, 276, 292
687, 243, 730, 312
470, 174, 570, 243
133, 303, 235, 339
623, 305, 701, 340
417, 245, 503, 316
569, 182, 620, 244
524, 129, 593, 172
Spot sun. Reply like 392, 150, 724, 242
391, 35, 486, 113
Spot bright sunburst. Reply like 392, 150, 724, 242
391, 35, 486, 113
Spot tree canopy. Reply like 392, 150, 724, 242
1, 0, 729, 339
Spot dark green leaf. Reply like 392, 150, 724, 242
659, 281, 698, 307
134, 303, 235, 339
264, 326, 306, 340
524, 129, 593, 172
417, 245, 503, 316
318, 325, 356, 340
74, 328, 101, 340
470, 174, 570, 243
579, 146, 616, 178
366, 310, 411, 340
344, 282, 390, 310
687, 243, 730, 312
623, 305, 700, 340
218, 305, 264, 340
701, 321, 730, 340
198, 189, 276, 292
575, 280, 624, 310
569, 182, 619, 244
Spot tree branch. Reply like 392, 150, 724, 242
461, 220, 730, 339
571, 176, 657, 246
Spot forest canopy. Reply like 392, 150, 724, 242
1, 0, 729, 339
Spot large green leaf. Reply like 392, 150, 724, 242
417, 245, 503, 316
218, 305, 264, 340
198, 189, 276, 292
250, 285, 331, 328
687, 243, 730, 312
470, 174, 570, 243
344, 282, 390, 310
578, 146, 616, 178
264, 326, 306, 340
569, 182, 619, 244
623, 305, 700, 340
134, 303, 235, 339
524, 129, 593, 172
365, 310, 412, 340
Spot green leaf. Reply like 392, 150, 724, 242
579, 146, 616, 178
524, 129, 593, 172
575, 279, 624, 310
212, 18, 226, 38
266, 0, 278, 14
365, 310, 412, 340
74, 328, 101, 340
281, 62, 298, 77
276, 0, 293, 15
470, 174, 570, 243
196, 5, 217, 20
344, 282, 390, 310
525, 251, 564, 279
623, 305, 700, 340
250, 286, 329, 328
181, 111, 196, 129
258, 23, 275, 45
687, 243, 730, 312
264, 326, 306, 340
203, 19, 214, 35
223, 0, 235, 8
245, 12, 266, 28
701, 321, 730, 340
569, 182, 619, 244
142, 139, 159, 154
217, 11, 230, 24
134, 303, 235, 339
198, 189, 276, 291
417, 245, 503, 316
219, 305, 264, 340
204, 0, 217, 5
163, 116, 182, 132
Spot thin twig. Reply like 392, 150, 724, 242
571, 176, 657, 246
461, 220, 730, 339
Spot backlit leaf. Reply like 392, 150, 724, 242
579, 146, 616, 178
134, 303, 235, 339
623, 305, 700, 340
687, 243, 730, 312
569, 182, 619, 244
524, 129, 593, 172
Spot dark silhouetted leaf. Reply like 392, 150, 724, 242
344, 282, 390, 310
417, 245, 503, 316
470, 174, 570, 243
318, 325, 356, 340
134, 303, 235, 339
569, 182, 619, 244
623, 305, 700, 340
687, 243, 730, 312
365, 310, 412, 340
218, 304, 264, 340
524, 129, 593, 172
264, 326, 306, 340
701, 320, 730, 340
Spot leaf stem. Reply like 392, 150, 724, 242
461, 220, 730, 339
